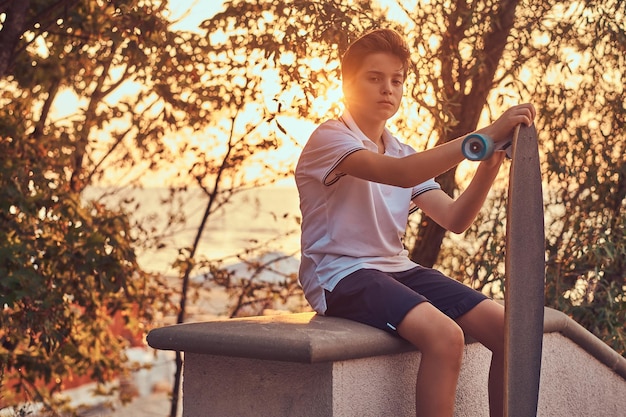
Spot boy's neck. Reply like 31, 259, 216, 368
349, 111, 386, 153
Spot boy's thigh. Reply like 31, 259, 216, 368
394, 265, 488, 320
324, 266, 488, 335
324, 268, 427, 335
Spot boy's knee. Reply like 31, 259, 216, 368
419, 317, 465, 363
399, 304, 465, 353
437, 320, 465, 358
413, 320, 465, 374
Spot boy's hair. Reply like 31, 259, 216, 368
341, 28, 411, 83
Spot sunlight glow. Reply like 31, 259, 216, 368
42, 0, 619, 190
532, 32, 550, 48
51, 89, 83, 121
428, 34, 441, 52
166, 0, 225, 33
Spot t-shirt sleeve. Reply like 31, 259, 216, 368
408, 178, 441, 214
396, 142, 442, 214
298, 121, 365, 186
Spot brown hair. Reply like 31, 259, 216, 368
341, 28, 411, 83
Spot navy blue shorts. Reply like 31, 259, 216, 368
324, 266, 488, 335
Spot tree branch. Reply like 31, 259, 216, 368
0, 0, 30, 78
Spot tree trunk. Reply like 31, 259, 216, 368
409, 0, 521, 267
0, 0, 30, 78
411, 170, 453, 267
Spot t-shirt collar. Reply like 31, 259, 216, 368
340, 110, 399, 155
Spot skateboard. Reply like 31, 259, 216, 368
503, 124, 544, 417
463, 125, 545, 417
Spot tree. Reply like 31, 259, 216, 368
434, 0, 625, 354
516, 0, 625, 353
0, 0, 32, 79
1, 0, 307, 413
403, 0, 625, 353
0, 0, 187, 412
164, 84, 296, 417
395, 0, 524, 268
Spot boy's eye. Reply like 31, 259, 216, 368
366, 75, 403, 85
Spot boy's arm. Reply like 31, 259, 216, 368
335, 136, 466, 188
412, 151, 506, 234
335, 104, 535, 188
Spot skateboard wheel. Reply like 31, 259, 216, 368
462, 133, 494, 161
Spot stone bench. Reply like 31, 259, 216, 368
147, 307, 626, 417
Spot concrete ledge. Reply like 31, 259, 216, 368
147, 307, 626, 376
146, 312, 416, 363
542, 308, 626, 379
147, 307, 626, 417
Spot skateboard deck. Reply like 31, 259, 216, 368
504, 124, 545, 417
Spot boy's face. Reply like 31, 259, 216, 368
343, 52, 405, 122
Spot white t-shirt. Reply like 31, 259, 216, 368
295, 111, 441, 313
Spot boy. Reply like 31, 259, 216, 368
295, 28, 535, 417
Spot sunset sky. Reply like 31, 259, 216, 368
46, 0, 592, 189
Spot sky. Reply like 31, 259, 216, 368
166, 0, 226, 33
162, 0, 320, 188
50, 0, 310, 188
47, 0, 522, 188
165, 0, 408, 31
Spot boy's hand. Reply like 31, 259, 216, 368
480, 103, 536, 143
